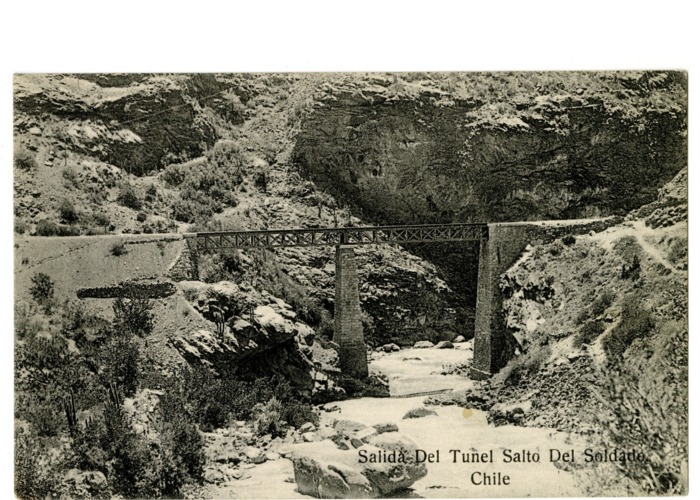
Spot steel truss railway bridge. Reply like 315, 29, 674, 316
182, 219, 610, 379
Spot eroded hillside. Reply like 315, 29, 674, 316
436, 168, 688, 495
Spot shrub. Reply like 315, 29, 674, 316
282, 401, 319, 429
500, 345, 551, 387
621, 254, 641, 280
29, 272, 55, 313
101, 336, 141, 397
15, 219, 27, 234
591, 290, 615, 317
15, 432, 63, 499
35, 219, 81, 237
117, 184, 143, 210
110, 242, 127, 256
15, 147, 36, 171
254, 171, 268, 192
59, 199, 79, 224
112, 287, 154, 337
206, 140, 245, 170
574, 319, 606, 347
93, 211, 111, 227
254, 397, 285, 438
136, 212, 147, 223
145, 184, 158, 202
62, 167, 79, 186
603, 298, 655, 359
561, 234, 576, 246
36, 219, 59, 236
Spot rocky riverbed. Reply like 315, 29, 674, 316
200, 341, 591, 498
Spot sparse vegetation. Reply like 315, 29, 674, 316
110, 242, 127, 256
603, 297, 655, 359
59, 198, 79, 224
112, 286, 154, 337
15, 147, 37, 171
116, 184, 143, 210
29, 272, 55, 313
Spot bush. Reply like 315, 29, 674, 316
100, 336, 141, 397
59, 199, 79, 224
35, 219, 59, 236
62, 167, 79, 186
145, 184, 158, 202
561, 234, 576, 246
15, 432, 63, 499
206, 140, 245, 170
117, 184, 143, 210
136, 212, 147, 223
112, 287, 154, 337
282, 400, 319, 429
254, 397, 285, 438
621, 254, 641, 280
110, 242, 127, 256
603, 298, 655, 359
591, 290, 615, 317
35, 219, 81, 237
93, 211, 111, 227
15, 147, 36, 171
574, 319, 606, 347
15, 219, 27, 234
29, 272, 55, 313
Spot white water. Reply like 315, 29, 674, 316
207, 342, 588, 498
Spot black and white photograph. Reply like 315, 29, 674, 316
11, 70, 688, 498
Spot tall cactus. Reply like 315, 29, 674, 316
63, 389, 77, 436
107, 380, 122, 411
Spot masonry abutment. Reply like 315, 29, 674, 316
334, 245, 369, 378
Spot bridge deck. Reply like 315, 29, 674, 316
191, 223, 488, 250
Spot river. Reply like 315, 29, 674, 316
205, 341, 588, 498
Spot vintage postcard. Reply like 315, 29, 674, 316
13, 72, 688, 498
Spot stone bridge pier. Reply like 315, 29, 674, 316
470, 219, 618, 379
334, 245, 369, 378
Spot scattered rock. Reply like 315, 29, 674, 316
292, 435, 427, 498
435, 340, 454, 349
302, 432, 319, 443
488, 400, 533, 426
453, 335, 466, 342
299, 422, 316, 433
28, 126, 42, 136
355, 427, 378, 443
403, 407, 438, 419
63, 469, 107, 496
332, 419, 368, 437
373, 422, 399, 434
382, 343, 400, 352
244, 446, 267, 464
413, 340, 434, 349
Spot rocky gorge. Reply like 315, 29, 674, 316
13, 72, 687, 498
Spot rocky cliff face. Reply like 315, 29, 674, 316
291, 72, 686, 310
292, 73, 686, 224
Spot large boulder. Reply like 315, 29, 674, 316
291, 434, 427, 498
413, 340, 434, 349
62, 469, 108, 497
402, 407, 438, 419
382, 343, 400, 353
434, 340, 454, 349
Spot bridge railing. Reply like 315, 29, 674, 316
190, 223, 488, 250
